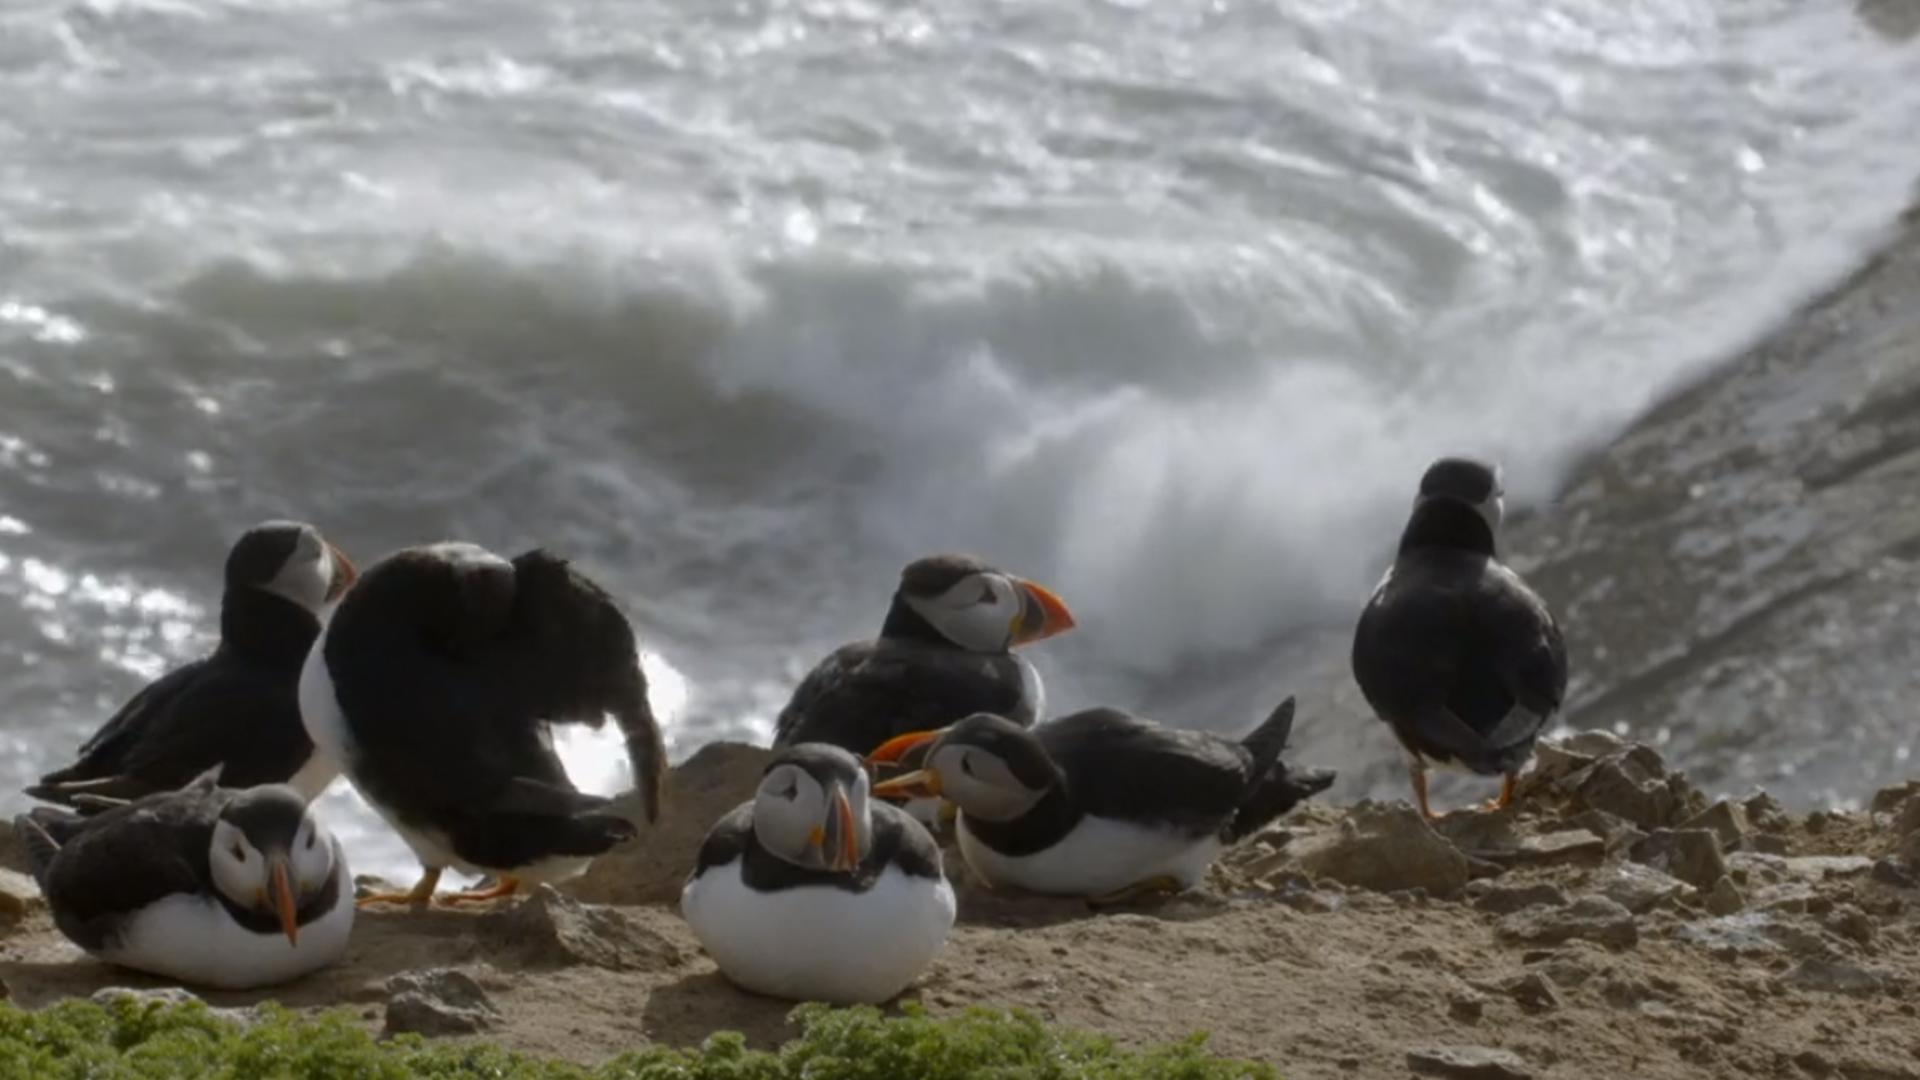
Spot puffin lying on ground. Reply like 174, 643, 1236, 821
300, 542, 666, 907
681, 744, 954, 1004
28, 521, 356, 807
773, 554, 1075, 756
18, 770, 353, 989
1351, 456, 1568, 818
868, 698, 1333, 902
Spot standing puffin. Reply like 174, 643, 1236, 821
17, 770, 353, 989
868, 699, 1333, 902
681, 744, 954, 1004
774, 554, 1076, 756
301, 542, 666, 907
1351, 456, 1568, 819
28, 521, 356, 807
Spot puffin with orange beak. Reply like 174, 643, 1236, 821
17, 771, 354, 989
28, 520, 358, 807
681, 744, 955, 1004
774, 554, 1076, 775
868, 699, 1334, 903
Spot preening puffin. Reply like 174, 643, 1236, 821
29, 521, 356, 807
1351, 456, 1568, 818
299, 542, 666, 907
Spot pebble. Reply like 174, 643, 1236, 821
384, 969, 501, 1036
1629, 829, 1728, 891
1406, 1045, 1534, 1080
1497, 896, 1638, 950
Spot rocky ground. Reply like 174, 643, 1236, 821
0, 734, 1916, 1080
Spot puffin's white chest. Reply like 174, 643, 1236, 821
1014, 654, 1046, 722
957, 815, 1222, 897
97, 845, 356, 990
681, 862, 955, 1004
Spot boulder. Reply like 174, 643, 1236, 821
1406, 1045, 1534, 1080
384, 970, 500, 1037
1295, 803, 1469, 897
482, 885, 685, 971
1869, 780, 1919, 816
1598, 862, 1691, 914
1629, 829, 1727, 891
1497, 897, 1638, 950
1679, 801, 1747, 851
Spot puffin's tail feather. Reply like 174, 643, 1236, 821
1238, 697, 1297, 782
24, 772, 153, 809
615, 691, 667, 826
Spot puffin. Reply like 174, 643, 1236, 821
28, 520, 357, 808
867, 698, 1334, 902
681, 743, 954, 1004
773, 554, 1076, 756
300, 542, 667, 907
1350, 456, 1568, 819
17, 769, 353, 989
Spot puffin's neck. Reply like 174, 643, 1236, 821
879, 594, 956, 647
1398, 499, 1496, 558
959, 773, 1077, 855
219, 587, 322, 669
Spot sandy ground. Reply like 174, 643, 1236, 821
1, 733, 1916, 1080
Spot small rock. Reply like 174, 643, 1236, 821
1497, 896, 1638, 950
1511, 830, 1606, 866
1406, 1045, 1534, 1080
1600, 862, 1691, 914
1794, 1049, 1836, 1077
1630, 829, 1727, 890
1680, 801, 1748, 851
1503, 971, 1562, 1012
1575, 760, 1676, 829
0, 869, 43, 923
384, 970, 500, 1036
1748, 833, 1791, 855
1561, 730, 1628, 758
1872, 858, 1914, 887
1706, 876, 1746, 916
1897, 797, 1920, 839
1825, 904, 1876, 947
1295, 803, 1470, 897
1447, 990, 1486, 1024
1743, 792, 1789, 832
1777, 958, 1886, 997
481, 885, 684, 971
1869, 781, 1919, 816
1730, 853, 1875, 880
1467, 881, 1569, 915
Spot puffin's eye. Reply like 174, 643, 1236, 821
960, 754, 976, 778
231, 843, 246, 861
976, 583, 997, 605
305, 831, 316, 851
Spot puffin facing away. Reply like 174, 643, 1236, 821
869, 699, 1334, 902
681, 744, 954, 1004
773, 554, 1076, 756
1351, 457, 1568, 818
301, 543, 666, 908
18, 771, 353, 989
29, 521, 357, 808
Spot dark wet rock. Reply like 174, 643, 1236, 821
1630, 829, 1727, 890
1599, 862, 1691, 914
482, 885, 685, 971
1706, 876, 1746, 916
384, 969, 500, 1036
1295, 803, 1469, 897
1680, 800, 1748, 851
1497, 896, 1638, 950
1406, 1045, 1534, 1080
1466, 881, 1569, 915
1777, 958, 1888, 997
1502, 971, 1562, 1012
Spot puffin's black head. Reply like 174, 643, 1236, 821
868, 713, 1061, 823
209, 785, 337, 947
1402, 457, 1504, 555
752, 744, 871, 874
880, 554, 1076, 653
226, 520, 358, 616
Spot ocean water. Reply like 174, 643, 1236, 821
3, 0, 1919, 877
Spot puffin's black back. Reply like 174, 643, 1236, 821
772, 640, 1034, 753
321, 546, 661, 865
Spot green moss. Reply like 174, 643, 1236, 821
0, 997, 1275, 1079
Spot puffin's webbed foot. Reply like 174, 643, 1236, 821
1408, 759, 1442, 821
438, 875, 521, 906
1087, 875, 1185, 909
1480, 772, 1519, 812
357, 867, 443, 909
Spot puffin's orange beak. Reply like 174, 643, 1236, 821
871, 768, 942, 800
866, 728, 946, 767
1011, 579, 1075, 645
324, 542, 358, 602
805, 784, 862, 873
268, 856, 299, 946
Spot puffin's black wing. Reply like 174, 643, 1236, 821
21, 790, 222, 951
773, 640, 1030, 754
1036, 708, 1254, 834
28, 658, 310, 806
1352, 555, 1564, 773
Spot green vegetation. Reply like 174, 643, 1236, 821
0, 996, 1277, 1079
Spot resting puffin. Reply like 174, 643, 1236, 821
1351, 456, 1568, 819
868, 698, 1333, 901
681, 744, 954, 1004
773, 554, 1076, 756
28, 521, 356, 807
300, 542, 667, 907
18, 770, 353, 989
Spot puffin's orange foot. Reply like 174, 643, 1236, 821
1479, 773, 1519, 812
437, 875, 521, 905
357, 867, 443, 909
